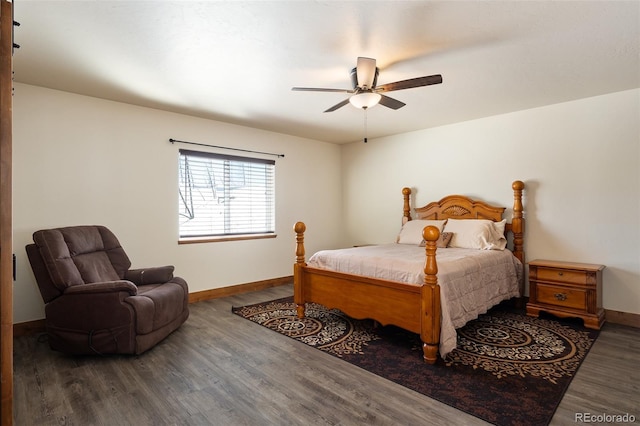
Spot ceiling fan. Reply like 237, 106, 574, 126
292, 57, 443, 113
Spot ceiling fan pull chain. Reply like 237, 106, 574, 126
363, 107, 368, 143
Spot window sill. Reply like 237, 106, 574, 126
178, 233, 277, 244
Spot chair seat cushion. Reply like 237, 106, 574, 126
125, 282, 187, 335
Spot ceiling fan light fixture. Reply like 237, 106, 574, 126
349, 92, 381, 109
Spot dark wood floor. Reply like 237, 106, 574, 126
13, 284, 640, 425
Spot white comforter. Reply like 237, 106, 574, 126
308, 244, 523, 357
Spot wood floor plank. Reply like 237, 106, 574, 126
13, 284, 640, 425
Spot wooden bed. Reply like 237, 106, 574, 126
293, 180, 525, 364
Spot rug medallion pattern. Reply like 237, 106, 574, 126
233, 299, 380, 357
444, 310, 594, 384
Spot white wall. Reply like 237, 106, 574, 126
13, 84, 640, 322
342, 89, 640, 315
13, 83, 343, 323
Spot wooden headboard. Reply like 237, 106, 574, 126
414, 195, 505, 221
401, 181, 525, 262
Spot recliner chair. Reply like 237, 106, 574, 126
26, 225, 189, 355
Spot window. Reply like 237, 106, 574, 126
178, 149, 275, 240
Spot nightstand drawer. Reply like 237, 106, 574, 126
536, 284, 586, 310
536, 267, 588, 285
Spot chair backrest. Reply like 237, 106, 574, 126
30, 226, 132, 298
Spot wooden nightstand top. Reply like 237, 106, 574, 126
529, 259, 605, 272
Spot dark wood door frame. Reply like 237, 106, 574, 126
0, 1, 14, 424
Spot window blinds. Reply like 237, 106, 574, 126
178, 149, 275, 238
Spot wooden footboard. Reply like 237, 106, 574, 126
294, 222, 442, 364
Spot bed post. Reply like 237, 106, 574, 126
402, 187, 412, 224
421, 225, 441, 364
294, 221, 307, 318
511, 181, 525, 263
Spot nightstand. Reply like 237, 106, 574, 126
526, 259, 605, 330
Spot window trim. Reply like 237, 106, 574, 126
177, 233, 277, 245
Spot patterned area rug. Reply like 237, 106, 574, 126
233, 297, 599, 426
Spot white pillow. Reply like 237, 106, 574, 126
443, 219, 507, 250
397, 220, 447, 245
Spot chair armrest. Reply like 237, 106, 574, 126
124, 266, 175, 285
63, 280, 138, 296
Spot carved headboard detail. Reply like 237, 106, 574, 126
441, 205, 471, 217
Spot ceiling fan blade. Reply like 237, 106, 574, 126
292, 87, 353, 93
356, 57, 377, 89
324, 98, 351, 113
375, 74, 443, 93
378, 94, 406, 110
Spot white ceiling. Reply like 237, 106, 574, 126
12, 1, 640, 144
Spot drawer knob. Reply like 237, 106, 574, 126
557, 271, 564, 276
554, 292, 567, 301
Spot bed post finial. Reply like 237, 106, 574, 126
511, 181, 525, 263
294, 221, 306, 264
402, 187, 412, 224
423, 226, 439, 282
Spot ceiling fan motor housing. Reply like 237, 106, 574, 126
350, 67, 379, 90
